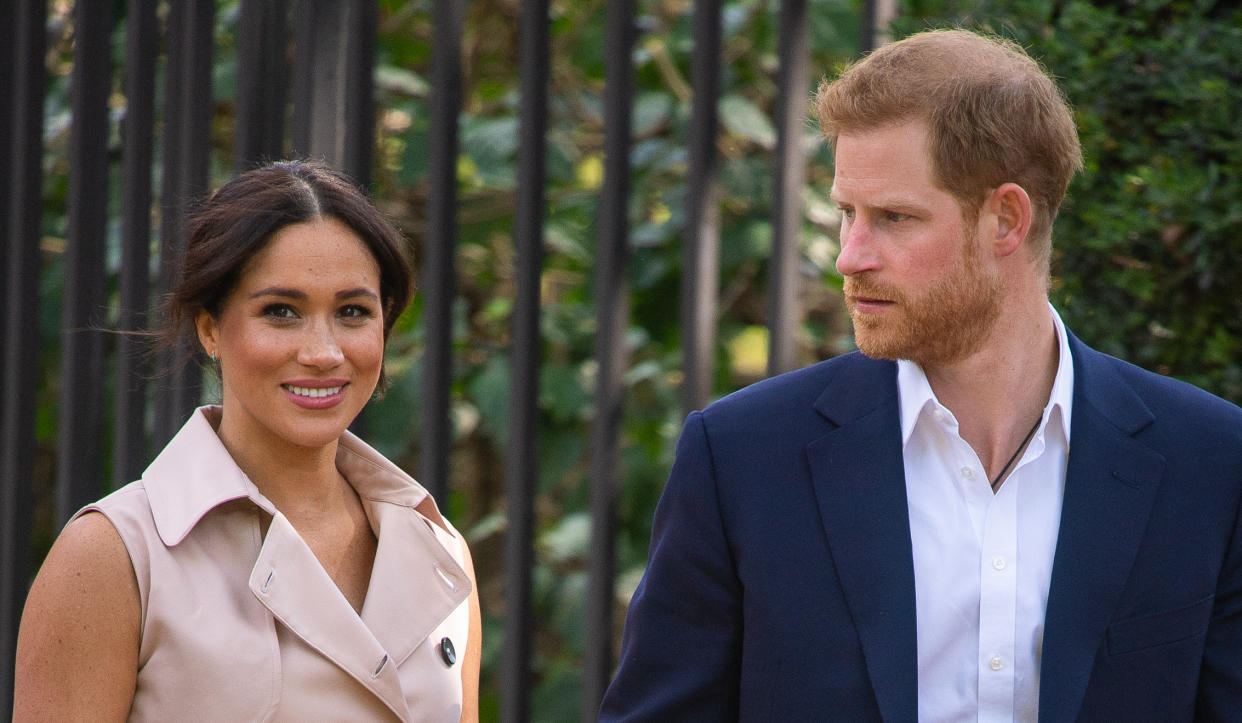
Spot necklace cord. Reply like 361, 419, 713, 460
990, 416, 1042, 492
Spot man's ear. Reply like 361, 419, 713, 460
194, 310, 219, 360
987, 183, 1032, 258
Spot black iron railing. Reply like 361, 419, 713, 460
0, 2, 888, 719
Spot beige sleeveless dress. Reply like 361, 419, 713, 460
79, 406, 472, 722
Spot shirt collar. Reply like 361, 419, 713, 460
142, 406, 445, 547
897, 302, 1075, 448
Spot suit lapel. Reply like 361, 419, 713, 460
807, 355, 919, 723
1038, 336, 1166, 722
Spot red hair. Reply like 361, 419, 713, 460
816, 29, 1082, 265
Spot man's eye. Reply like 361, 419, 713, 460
884, 211, 910, 223
839, 206, 855, 220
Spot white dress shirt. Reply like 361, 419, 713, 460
900, 304, 1074, 722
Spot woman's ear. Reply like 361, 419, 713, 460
194, 310, 220, 361
987, 182, 1032, 258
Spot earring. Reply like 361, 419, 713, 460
210, 350, 217, 363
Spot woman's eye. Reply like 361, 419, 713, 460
339, 304, 376, 320
262, 303, 297, 319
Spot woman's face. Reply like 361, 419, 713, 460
195, 217, 384, 454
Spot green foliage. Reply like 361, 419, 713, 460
896, 0, 1242, 403
28, 0, 1240, 720
368, 1, 857, 716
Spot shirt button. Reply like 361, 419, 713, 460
961, 466, 974, 480
989, 656, 1004, 671
992, 556, 1006, 570
933, 409, 947, 423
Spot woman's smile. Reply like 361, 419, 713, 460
196, 216, 385, 455
282, 380, 349, 408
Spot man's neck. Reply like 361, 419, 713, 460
922, 295, 1060, 481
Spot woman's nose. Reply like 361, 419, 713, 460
298, 320, 345, 368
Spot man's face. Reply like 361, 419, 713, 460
831, 120, 1003, 368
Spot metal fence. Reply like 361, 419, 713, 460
1, 1, 889, 719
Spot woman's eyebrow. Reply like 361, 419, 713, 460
336, 288, 380, 301
247, 287, 380, 301
249, 286, 305, 300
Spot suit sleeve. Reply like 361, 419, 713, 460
599, 410, 743, 721
1195, 462, 1242, 717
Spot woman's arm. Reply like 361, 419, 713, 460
458, 538, 483, 723
14, 511, 141, 722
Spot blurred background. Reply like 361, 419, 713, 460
3, 0, 1241, 720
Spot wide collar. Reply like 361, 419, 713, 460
142, 406, 453, 546
805, 331, 1164, 723
141, 406, 471, 721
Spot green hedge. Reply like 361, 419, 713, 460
26, 1, 1240, 719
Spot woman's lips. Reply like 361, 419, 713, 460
282, 381, 348, 409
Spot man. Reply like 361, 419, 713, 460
600, 29, 1242, 722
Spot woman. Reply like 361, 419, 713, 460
14, 161, 481, 721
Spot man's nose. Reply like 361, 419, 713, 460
835, 218, 881, 276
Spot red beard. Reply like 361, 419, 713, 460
844, 237, 1003, 367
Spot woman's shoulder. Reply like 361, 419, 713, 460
76, 480, 161, 555
52, 508, 136, 571
14, 510, 141, 719
58, 489, 152, 612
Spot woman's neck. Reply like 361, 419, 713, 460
211, 409, 349, 518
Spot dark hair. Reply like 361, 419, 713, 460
165, 160, 413, 388
816, 29, 1083, 268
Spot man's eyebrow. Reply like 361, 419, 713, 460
878, 198, 931, 213
829, 193, 931, 213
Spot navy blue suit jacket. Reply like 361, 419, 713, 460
600, 333, 1242, 721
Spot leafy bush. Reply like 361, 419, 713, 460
26, 0, 1240, 720
366, 2, 857, 715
